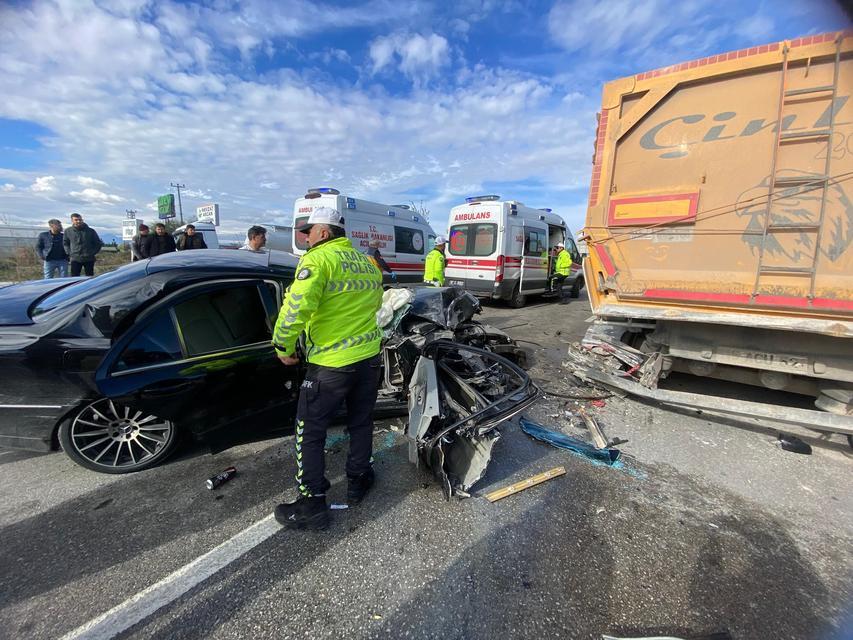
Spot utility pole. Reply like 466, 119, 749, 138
170, 182, 185, 225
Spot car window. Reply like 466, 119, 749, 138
449, 224, 497, 257
174, 285, 271, 357
115, 309, 182, 372
395, 226, 424, 254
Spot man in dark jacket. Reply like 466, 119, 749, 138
130, 224, 152, 261
148, 223, 177, 257
63, 213, 103, 277
36, 219, 69, 279
176, 224, 208, 251
366, 239, 396, 282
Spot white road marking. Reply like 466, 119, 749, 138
59, 515, 281, 640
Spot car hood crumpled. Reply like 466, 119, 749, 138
0, 278, 81, 326
379, 286, 539, 499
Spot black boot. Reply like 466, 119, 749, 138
274, 496, 329, 530
347, 469, 375, 505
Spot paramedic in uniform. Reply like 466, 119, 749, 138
548, 242, 571, 297
423, 235, 447, 286
271, 207, 384, 530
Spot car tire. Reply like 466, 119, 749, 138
59, 398, 180, 474
507, 285, 526, 308
570, 277, 584, 298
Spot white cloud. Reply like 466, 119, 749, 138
68, 188, 124, 204
1, 183, 15, 192
548, 0, 667, 55
75, 176, 108, 187
183, 188, 212, 199
369, 32, 450, 79
30, 176, 57, 192
260, 182, 280, 189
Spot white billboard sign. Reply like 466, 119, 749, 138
196, 203, 220, 226
122, 219, 141, 241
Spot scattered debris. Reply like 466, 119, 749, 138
579, 407, 609, 450
329, 503, 349, 510
520, 418, 622, 465
577, 407, 627, 450
590, 399, 607, 408
776, 433, 813, 455
206, 466, 237, 490
538, 384, 612, 401
484, 466, 567, 503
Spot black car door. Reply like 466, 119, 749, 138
95, 279, 301, 451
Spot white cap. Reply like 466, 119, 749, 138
556, 242, 565, 248
297, 206, 344, 232
435, 235, 448, 245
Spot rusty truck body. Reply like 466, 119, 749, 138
582, 31, 853, 416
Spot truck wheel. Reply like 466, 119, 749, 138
570, 277, 584, 298
507, 285, 526, 308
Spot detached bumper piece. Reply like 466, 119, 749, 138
407, 340, 539, 499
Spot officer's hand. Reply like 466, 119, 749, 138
278, 354, 300, 365
390, 272, 397, 282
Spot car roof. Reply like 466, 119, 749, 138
145, 248, 298, 274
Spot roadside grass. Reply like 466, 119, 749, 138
0, 246, 129, 283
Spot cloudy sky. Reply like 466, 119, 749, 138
0, 0, 849, 239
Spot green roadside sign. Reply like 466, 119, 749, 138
158, 194, 175, 219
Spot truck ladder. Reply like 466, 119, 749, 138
751, 36, 844, 302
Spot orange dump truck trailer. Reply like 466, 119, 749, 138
582, 31, 853, 416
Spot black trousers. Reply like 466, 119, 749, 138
548, 273, 567, 295
294, 354, 382, 496
70, 260, 95, 276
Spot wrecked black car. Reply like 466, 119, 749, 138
0, 253, 536, 487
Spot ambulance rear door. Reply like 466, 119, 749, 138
521, 222, 548, 292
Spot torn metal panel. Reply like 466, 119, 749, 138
407, 356, 440, 465
406, 341, 539, 498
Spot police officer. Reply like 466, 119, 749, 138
272, 207, 383, 530
548, 242, 571, 297
424, 235, 447, 286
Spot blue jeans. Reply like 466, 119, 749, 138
43, 259, 68, 279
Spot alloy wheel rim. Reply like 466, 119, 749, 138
70, 399, 172, 468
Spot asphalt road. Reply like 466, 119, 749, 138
0, 296, 851, 640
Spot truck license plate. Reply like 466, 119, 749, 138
449, 280, 464, 286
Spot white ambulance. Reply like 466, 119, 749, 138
292, 188, 437, 283
445, 195, 583, 307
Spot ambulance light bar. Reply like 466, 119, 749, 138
306, 187, 340, 196
539, 208, 552, 213
466, 195, 500, 203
